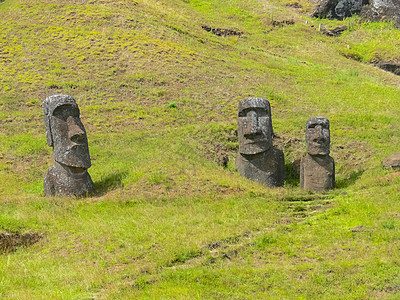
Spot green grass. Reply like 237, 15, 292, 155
1, 0, 400, 298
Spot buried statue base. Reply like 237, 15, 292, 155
236, 148, 285, 188
300, 154, 334, 192
44, 162, 94, 197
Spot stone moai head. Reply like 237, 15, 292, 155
306, 117, 330, 156
42, 95, 91, 169
238, 97, 273, 155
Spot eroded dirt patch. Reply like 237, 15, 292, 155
201, 25, 243, 37
320, 25, 347, 37
0, 232, 43, 254
374, 61, 400, 76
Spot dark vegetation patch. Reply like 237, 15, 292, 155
201, 25, 243, 37
0, 231, 43, 254
283, 199, 332, 220
167, 25, 189, 35
273, 135, 303, 185
205, 144, 229, 167
194, 124, 237, 168
279, 194, 332, 202
286, 2, 302, 9
269, 19, 295, 27
94, 171, 128, 196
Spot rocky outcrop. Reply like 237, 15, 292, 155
360, 0, 400, 25
382, 153, 400, 169
313, 0, 365, 19
313, 0, 400, 26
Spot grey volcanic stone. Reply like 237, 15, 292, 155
335, 0, 363, 18
235, 97, 285, 188
360, 0, 400, 26
382, 153, 400, 169
313, 0, 363, 19
300, 117, 335, 191
42, 95, 94, 197
313, 0, 400, 25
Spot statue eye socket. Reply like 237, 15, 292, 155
308, 123, 329, 130
53, 105, 80, 120
238, 108, 269, 117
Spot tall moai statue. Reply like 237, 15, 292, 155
42, 95, 94, 197
300, 117, 335, 191
235, 97, 285, 187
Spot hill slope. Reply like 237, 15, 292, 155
1, 0, 400, 298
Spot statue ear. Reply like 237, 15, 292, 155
43, 106, 53, 147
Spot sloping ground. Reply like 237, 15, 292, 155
1, 0, 400, 298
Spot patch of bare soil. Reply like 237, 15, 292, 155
386, 171, 400, 181
204, 144, 230, 167
320, 25, 347, 36
373, 60, 400, 76
0, 231, 43, 254
201, 25, 244, 37
286, 2, 303, 9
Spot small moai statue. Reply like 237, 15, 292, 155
235, 97, 285, 187
42, 95, 94, 197
300, 117, 335, 191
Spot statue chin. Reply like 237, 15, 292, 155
239, 142, 272, 155
54, 146, 91, 169
308, 146, 330, 156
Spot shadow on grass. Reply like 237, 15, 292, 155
285, 160, 364, 190
285, 160, 300, 187
94, 171, 128, 196
0, 231, 43, 254
335, 170, 364, 189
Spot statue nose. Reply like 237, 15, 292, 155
244, 111, 261, 136
71, 131, 85, 144
311, 125, 326, 142
67, 116, 86, 144
315, 125, 324, 135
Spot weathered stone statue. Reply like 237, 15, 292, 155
300, 117, 335, 191
235, 97, 285, 187
42, 95, 94, 197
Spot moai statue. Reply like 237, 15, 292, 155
235, 97, 285, 187
300, 117, 335, 191
42, 95, 94, 197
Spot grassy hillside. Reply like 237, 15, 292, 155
1, 0, 400, 298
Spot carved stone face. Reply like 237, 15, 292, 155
306, 117, 330, 156
43, 95, 91, 169
238, 97, 273, 155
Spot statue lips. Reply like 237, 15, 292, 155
58, 161, 87, 176
244, 136, 269, 146
313, 137, 328, 147
309, 134, 330, 155
63, 143, 91, 169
